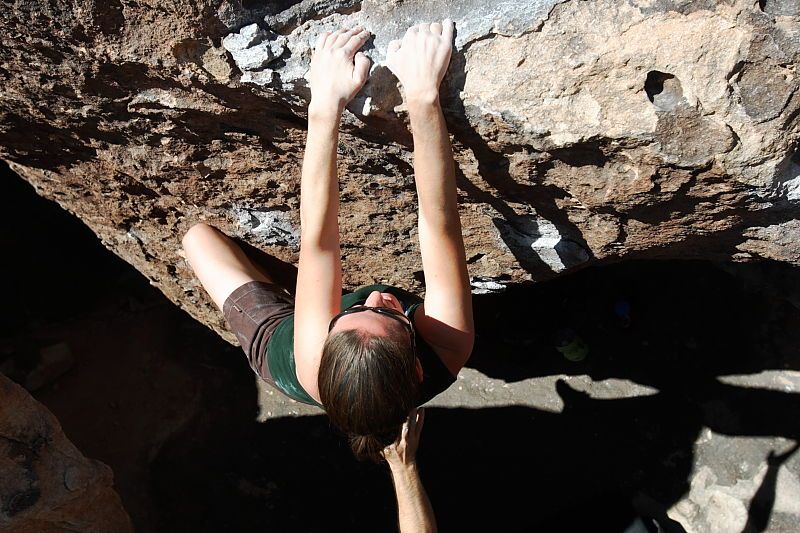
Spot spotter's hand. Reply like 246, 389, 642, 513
382, 407, 426, 468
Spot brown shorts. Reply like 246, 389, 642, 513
222, 280, 295, 386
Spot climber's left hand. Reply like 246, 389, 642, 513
308, 26, 371, 116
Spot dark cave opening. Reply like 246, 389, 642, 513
2, 161, 799, 532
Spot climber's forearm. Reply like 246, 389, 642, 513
390, 463, 438, 533
408, 98, 459, 232
299, 106, 341, 245
408, 98, 473, 353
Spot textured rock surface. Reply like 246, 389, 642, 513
1, 0, 799, 341
0, 373, 132, 531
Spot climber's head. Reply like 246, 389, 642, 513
318, 290, 422, 462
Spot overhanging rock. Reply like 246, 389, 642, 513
1, 0, 799, 342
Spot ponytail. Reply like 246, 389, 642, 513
349, 427, 402, 463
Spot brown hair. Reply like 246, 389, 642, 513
318, 327, 420, 462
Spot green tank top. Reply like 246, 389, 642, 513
266, 284, 457, 407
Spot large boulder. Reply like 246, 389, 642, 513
1, 0, 798, 341
0, 373, 132, 531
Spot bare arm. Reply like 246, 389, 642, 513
408, 96, 474, 373
383, 408, 437, 533
387, 21, 474, 374
294, 26, 371, 398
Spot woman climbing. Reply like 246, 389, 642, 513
183, 17, 471, 483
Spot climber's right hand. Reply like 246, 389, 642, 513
386, 19, 454, 106
308, 26, 372, 116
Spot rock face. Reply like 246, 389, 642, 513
1, 0, 799, 341
0, 374, 132, 531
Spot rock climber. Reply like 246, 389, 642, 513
183, 19, 469, 532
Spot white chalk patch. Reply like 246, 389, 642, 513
784, 173, 800, 201
361, 96, 372, 117
470, 277, 507, 294
529, 218, 566, 271
222, 23, 286, 74
495, 215, 590, 273
774, 151, 800, 200
232, 206, 299, 248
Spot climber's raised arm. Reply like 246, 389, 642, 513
293, 26, 371, 397
386, 20, 474, 375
